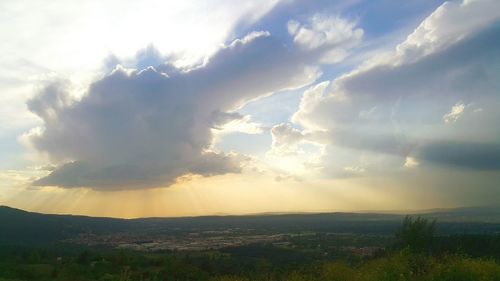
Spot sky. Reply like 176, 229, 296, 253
0, 0, 499, 218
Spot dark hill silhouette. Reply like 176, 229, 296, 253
1, 205, 500, 245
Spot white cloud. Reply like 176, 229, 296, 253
290, 0, 500, 176
288, 14, 363, 64
443, 102, 466, 123
404, 157, 419, 168
213, 113, 264, 135
397, 0, 500, 62
291, 81, 330, 130
269, 123, 305, 156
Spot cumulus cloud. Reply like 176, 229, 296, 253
290, 0, 500, 175
288, 14, 363, 63
396, 0, 500, 61
269, 123, 305, 156
27, 32, 320, 190
443, 102, 465, 123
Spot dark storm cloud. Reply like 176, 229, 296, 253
28, 32, 320, 190
316, 130, 500, 172
419, 141, 500, 171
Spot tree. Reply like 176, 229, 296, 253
394, 216, 436, 253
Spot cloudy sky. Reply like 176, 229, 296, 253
1, 0, 499, 218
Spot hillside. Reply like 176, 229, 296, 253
2, 205, 500, 245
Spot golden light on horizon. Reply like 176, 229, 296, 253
1, 169, 468, 218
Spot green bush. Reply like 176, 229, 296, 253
394, 216, 435, 254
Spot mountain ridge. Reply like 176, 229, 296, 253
3, 204, 500, 220
2, 204, 500, 245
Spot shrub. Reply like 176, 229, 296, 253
394, 216, 435, 253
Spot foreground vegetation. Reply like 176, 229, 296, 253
217, 252, 500, 281
2, 250, 500, 281
1, 217, 500, 281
